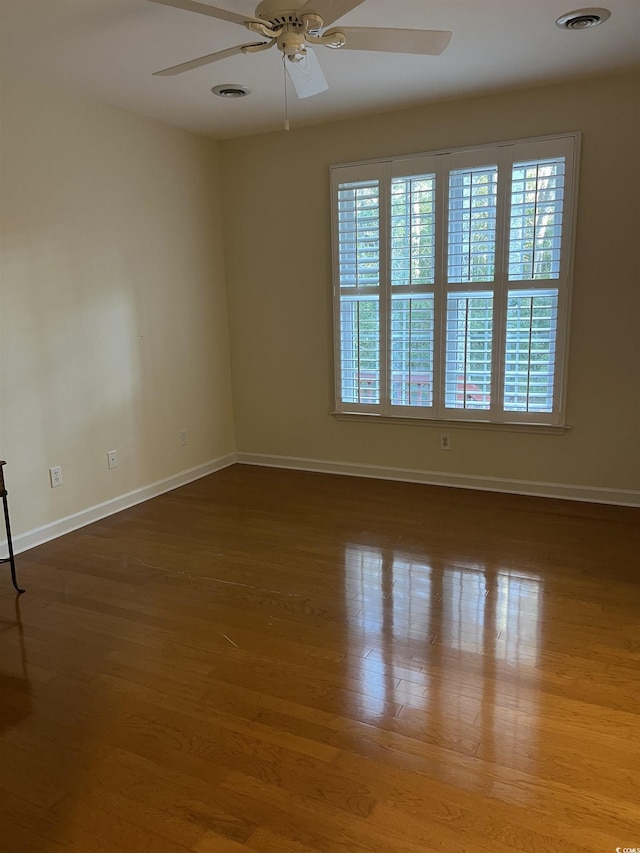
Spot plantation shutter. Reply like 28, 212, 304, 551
333, 166, 385, 411
388, 155, 440, 414
331, 134, 578, 426
499, 137, 576, 423
442, 150, 501, 419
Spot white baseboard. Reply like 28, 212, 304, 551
4, 451, 637, 557
236, 452, 640, 507
3, 454, 236, 555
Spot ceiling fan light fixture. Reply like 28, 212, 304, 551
278, 31, 308, 60
555, 8, 611, 29
211, 84, 251, 98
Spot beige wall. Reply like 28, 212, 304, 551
0, 74, 235, 538
221, 70, 640, 495
1, 70, 638, 546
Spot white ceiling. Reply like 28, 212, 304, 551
2, 0, 639, 139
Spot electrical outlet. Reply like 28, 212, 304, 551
440, 432, 451, 451
49, 466, 63, 488
107, 450, 118, 470
179, 430, 188, 446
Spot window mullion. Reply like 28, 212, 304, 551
433, 153, 449, 419
379, 163, 391, 415
492, 145, 513, 422
552, 285, 569, 420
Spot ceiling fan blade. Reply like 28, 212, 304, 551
146, 0, 265, 27
153, 42, 266, 76
336, 27, 452, 56
297, 0, 366, 28
285, 48, 329, 99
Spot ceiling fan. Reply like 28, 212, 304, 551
148, 0, 452, 99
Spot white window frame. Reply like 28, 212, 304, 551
331, 133, 580, 428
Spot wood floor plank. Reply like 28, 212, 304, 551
1, 465, 639, 851
0, 790, 193, 853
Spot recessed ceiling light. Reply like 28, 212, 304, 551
211, 84, 251, 98
555, 8, 611, 29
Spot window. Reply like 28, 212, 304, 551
331, 135, 578, 426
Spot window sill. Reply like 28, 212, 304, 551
332, 412, 570, 435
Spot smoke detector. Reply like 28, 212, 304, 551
555, 8, 611, 29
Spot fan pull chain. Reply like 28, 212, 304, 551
282, 55, 290, 131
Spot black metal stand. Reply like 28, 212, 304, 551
0, 461, 25, 594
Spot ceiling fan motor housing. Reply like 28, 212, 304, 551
254, 2, 324, 35
255, 1, 308, 24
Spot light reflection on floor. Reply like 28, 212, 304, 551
344, 544, 544, 772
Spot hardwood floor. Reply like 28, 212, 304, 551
1, 464, 639, 852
